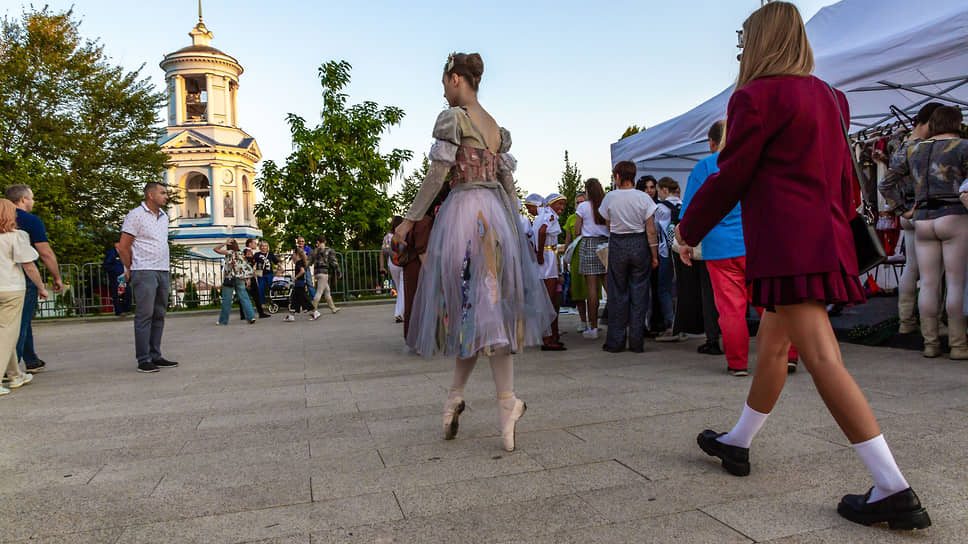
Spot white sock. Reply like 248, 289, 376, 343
852, 434, 909, 503
717, 403, 770, 448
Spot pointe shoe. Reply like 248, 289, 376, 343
500, 398, 527, 452
443, 397, 465, 440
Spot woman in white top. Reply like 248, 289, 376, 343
0, 200, 48, 396
574, 178, 610, 339
381, 216, 406, 323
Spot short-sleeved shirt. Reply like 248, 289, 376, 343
121, 203, 170, 271
681, 154, 746, 260
15, 209, 47, 264
576, 201, 609, 238
0, 230, 39, 292
599, 188, 657, 234
564, 213, 578, 239
654, 197, 682, 259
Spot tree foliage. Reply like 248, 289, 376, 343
620, 125, 645, 140
557, 150, 582, 225
255, 60, 412, 251
394, 155, 429, 215
0, 7, 169, 265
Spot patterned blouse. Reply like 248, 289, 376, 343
878, 137, 968, 220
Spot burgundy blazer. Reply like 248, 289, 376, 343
679, 75, 859, 280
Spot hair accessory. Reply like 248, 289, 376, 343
445, 52, 457, 73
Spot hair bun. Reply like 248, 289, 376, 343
466, 53, 484, 79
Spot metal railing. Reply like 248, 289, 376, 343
33, 249, 400, 318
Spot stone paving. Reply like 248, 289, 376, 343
2, 304, 967, 543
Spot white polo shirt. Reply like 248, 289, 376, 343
121, 202, 170, 271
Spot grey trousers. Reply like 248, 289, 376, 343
605, 232, 650, 351
131, 270, 169, 364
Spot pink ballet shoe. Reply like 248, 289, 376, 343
443, 396, 465, 440
500, 397, 527, 452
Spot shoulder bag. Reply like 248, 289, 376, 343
827, 83, 887, 275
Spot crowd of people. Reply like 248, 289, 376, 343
4, 0, 964, 533
385, 1, 949, 531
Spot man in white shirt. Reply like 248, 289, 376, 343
119, 182, 177, 373
598, 161, 659, 353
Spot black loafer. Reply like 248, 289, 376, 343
697, 430, 750, 476
837, 487, 931, 530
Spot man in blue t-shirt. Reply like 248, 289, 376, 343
680, 121, 749, 377
6, 185, 64, 373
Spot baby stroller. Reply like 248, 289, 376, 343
266, 274, 293, 314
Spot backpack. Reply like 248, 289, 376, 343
658, 200, 682, 226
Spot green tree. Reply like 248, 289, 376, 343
255, 60, 412, 250
557, 151, 582, 226
620, 125, 645, 140
0, 7, 169, 265
394, 155, 430, 215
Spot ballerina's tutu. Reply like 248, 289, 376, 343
407, 183, 555, 358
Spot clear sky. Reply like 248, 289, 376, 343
2, 0, 837, 197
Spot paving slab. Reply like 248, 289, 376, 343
1, 306, 958, 542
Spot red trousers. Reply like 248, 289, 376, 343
705, 257, 750, 370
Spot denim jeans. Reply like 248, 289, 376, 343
656, 255, 676, 330
306, 270, 316, 299
16, 280, 39, 363
258, 274, 273, 303
219, 278, 255, 324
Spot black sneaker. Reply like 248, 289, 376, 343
137, 361, 159, 373
787, 359, 798, 374
727, 368, 749, 377
152, 358, 179, 368
697, 429, 750, 476
837, 487, 931, 530
25, 360, 46, 373
698, 342, 724, 355
602, 344, 625, 353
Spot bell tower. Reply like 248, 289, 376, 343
158, 1, 262, 258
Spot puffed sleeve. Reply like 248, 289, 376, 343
404, 110, 465, 221
878, 144, 912, 214
496, 127, 517, 199
427, 108, 462, 166
13, 230, 39, 264
679, 89, 765, 247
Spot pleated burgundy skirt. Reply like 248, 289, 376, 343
749, 267, 866, 311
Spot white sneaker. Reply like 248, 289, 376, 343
655, 329, 682, 343
0, 385, 10, 396
577, 322, 588, 333
310, 310, 321, 321
582, 328, 599, 340
7, 373, 33, 388
284, 314, 296, 322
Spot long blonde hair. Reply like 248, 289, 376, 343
736, 2, 814, 90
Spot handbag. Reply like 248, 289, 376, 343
827, 83, 887, 275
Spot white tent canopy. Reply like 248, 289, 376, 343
610, 0, 968, 183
